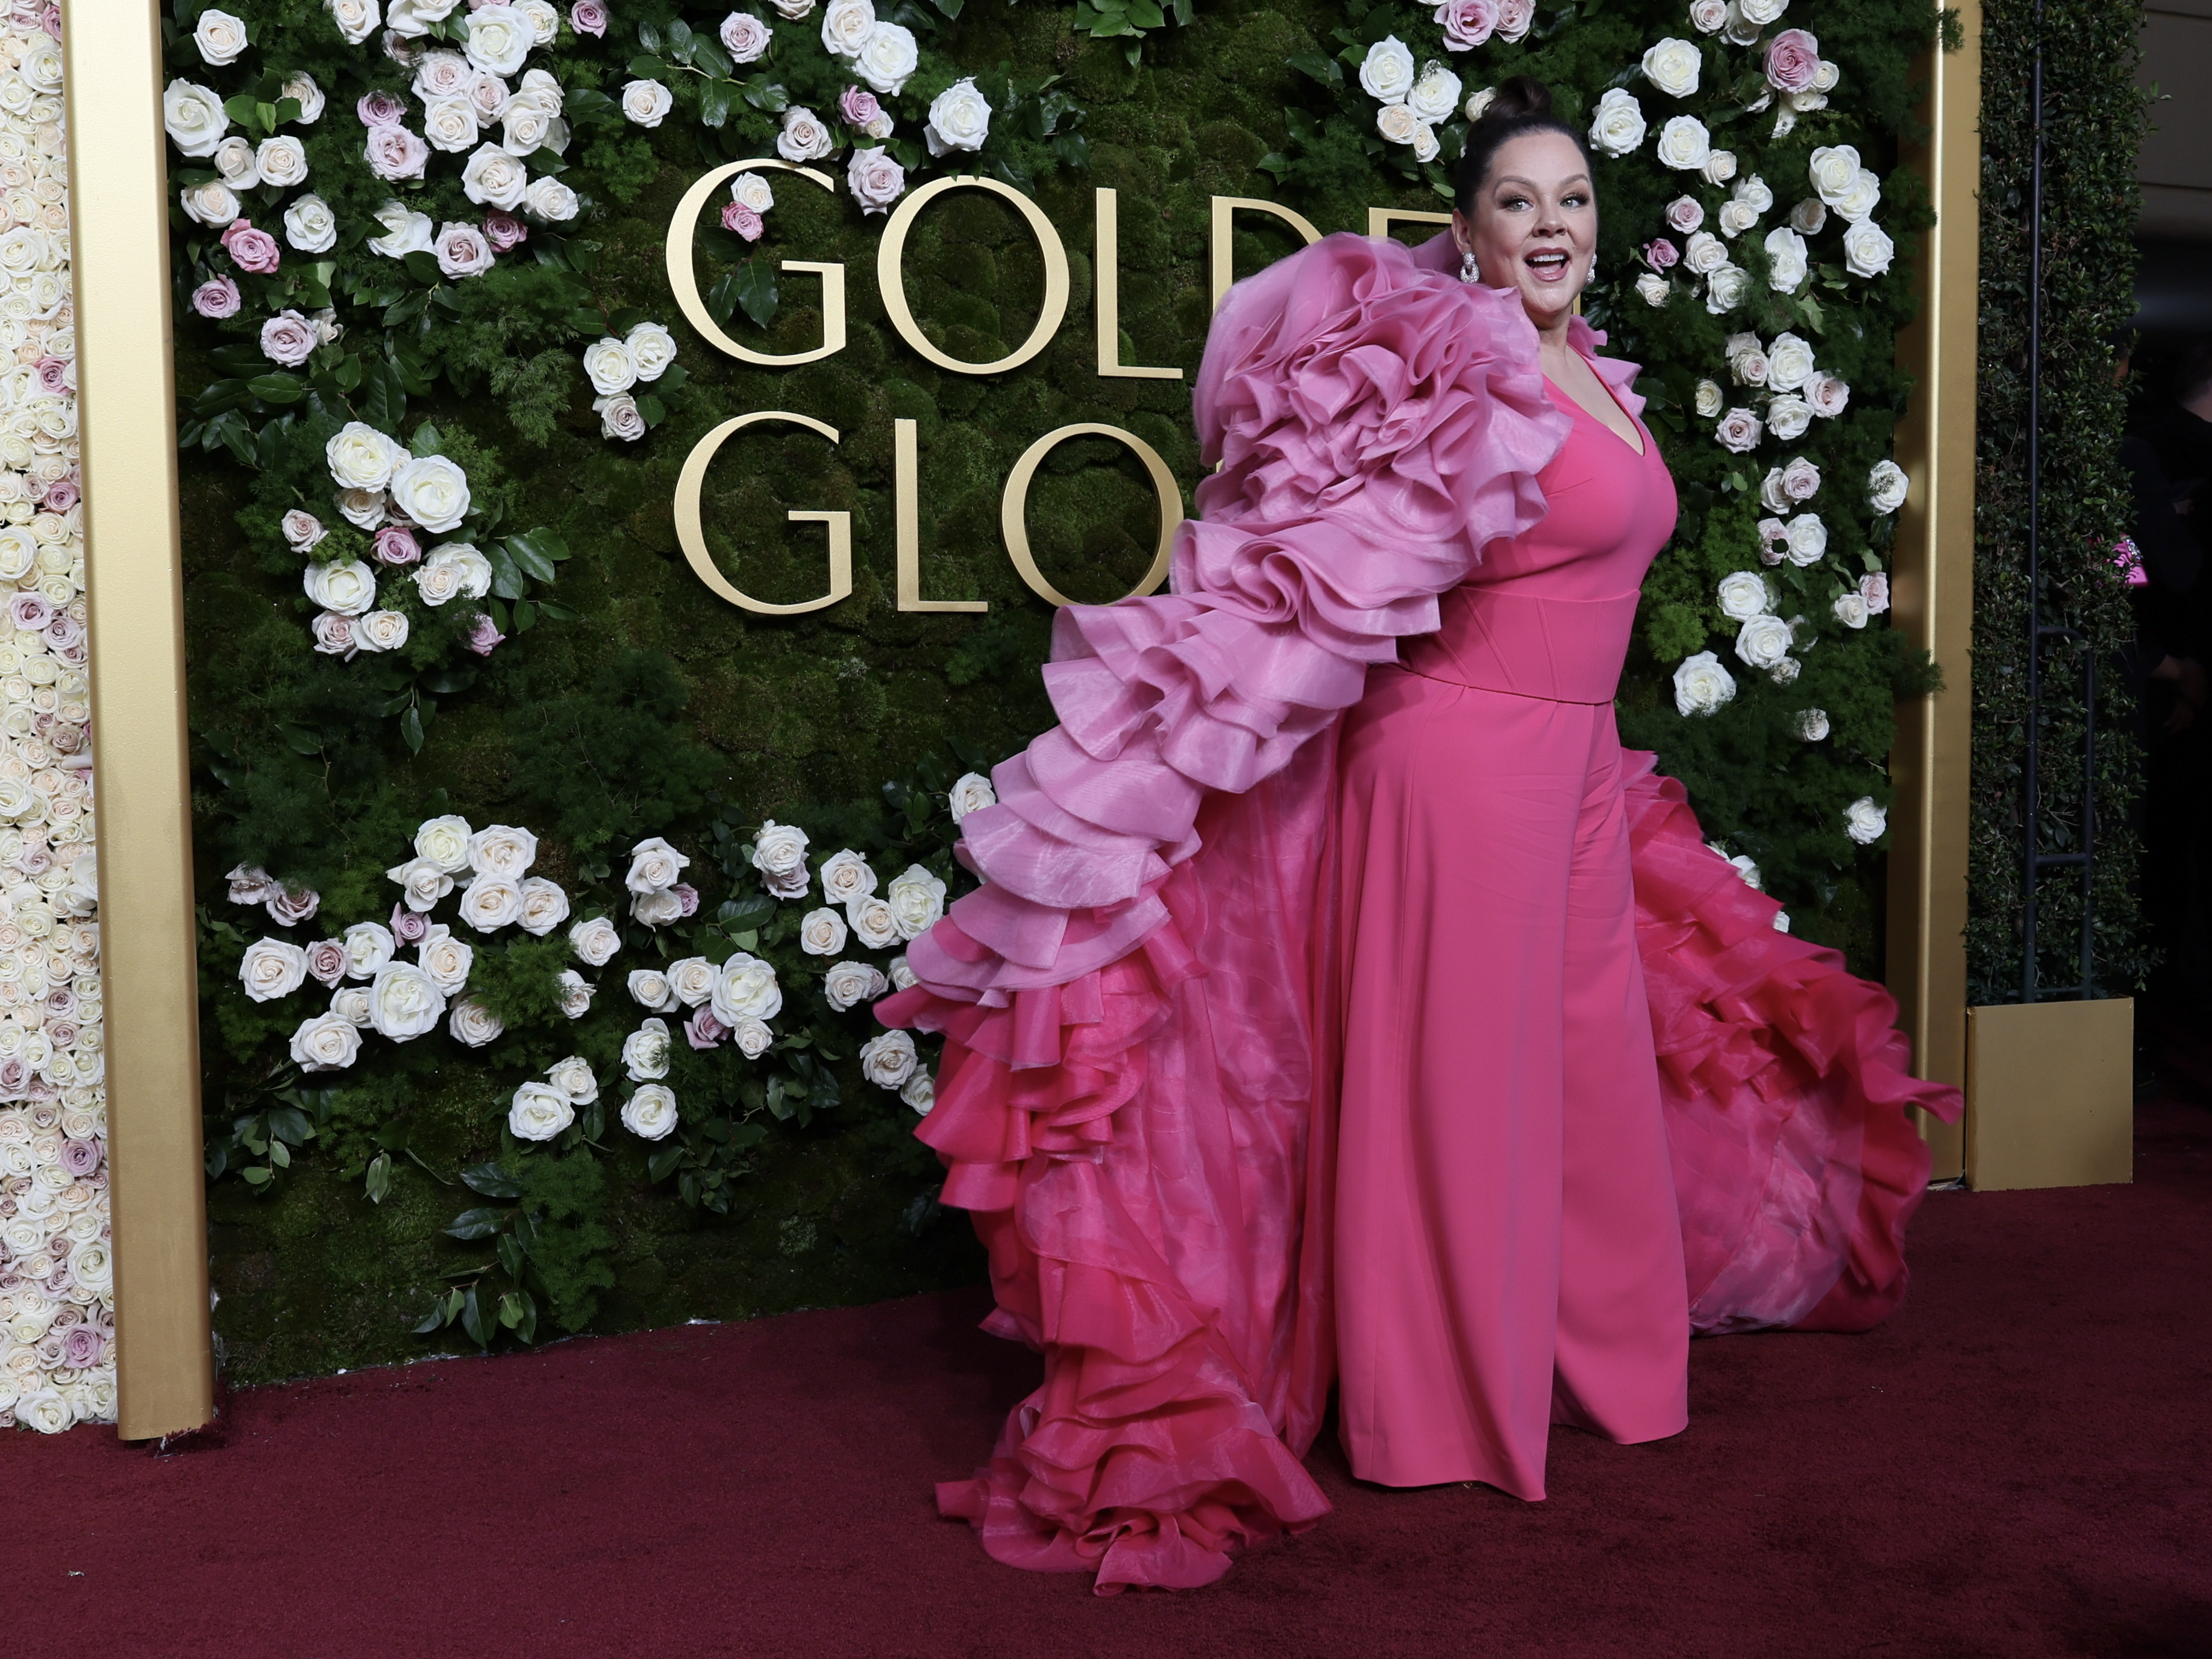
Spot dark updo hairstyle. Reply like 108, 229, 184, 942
1453, 76, 1595, 215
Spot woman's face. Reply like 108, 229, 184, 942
1453, 130, 1597, 332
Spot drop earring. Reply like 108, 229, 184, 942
1459, 248, 1480, 284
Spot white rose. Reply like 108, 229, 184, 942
390, 456, 471, 533
1635, 274, 1670, 308
386, 856, 454, 911
1761, 471, 1793, 515
885, 864, 946, 941
625, 322, 677, 382
1681, 231, 1725, 277
195, 8, 249, 64
1809, 145, 1861, 205
730, 171, 777, 213
899, 1069, 934, 1114
1766, 395, 1812, 441
1673, 650, 1738, 716
433, 221, 497, 279
1655, 115, 1710, 171
462, 4, 531, 73
1704, 265, 1750, 313
354, 610, 410, 652
418, 542, 492, 602
1464, 86, 1497, 122
1714, 407, 1763, 454
622, 1018, 671, 1081
517, 877, 570, 936
821, 960, 888, 1011
818, 848, 877, 905
416, 814, 473, 873
819, 0, 874, 55
1717, 571, 1772, 621
1734, 173, 1775, 214
282, 72, 326, 122
368, 202, 436, 259
1792, 708, 1831, 741
1689, 0, 1728, 30
772, 104, 833, 163
1835, 169, 1881, 223
1764, 331, 1816, 391
666, 956, 718, 1007
448, 997, 504, 1046
923, 78, 990, 156
1694, 378, 1724, 418
945, 774, 996, 824
733, 1018, 774, 1059
856, 21, 918, 95
239, 938, 309, 1002
556, 969, 594, 1018
1702, 149, 1737, 185
290, 1011, 361, 1072
1358, 36, 1416, 102
181, 181, 242, 227
1868, 460, 1909, 515
343, 920, 398, 977
1407, 62, 1461, 125
631, 888, 684, 928
1376, 103, 1421, 148
1834, 591, 1870, 629
525, 176, 579, 221
583, 337, 638, 397
368, 961, 447, 1040
710, 951, 783, 1026
283, 195, 338, 254
858, 1027, 916, 1090
423, 98, 481, 154
333, 986, 375, 1027
216, 140, 258, 188
751, 820, 810, 898
1734, 613, 1794, 670
1785, 512, 1828, 565
798, 906, 848, 956
627, 968, 679, 1012
1806, 373, 1850, 419
887, 956, 917, 991
1641, 37, 1701, 98
1789, 198, 1826, 236
621, 1083, 678, 1140
1718, 199, 1760, 239
325, 422, 404, 492
304, 560, 377, 618
418, 927, 473, 993
1764, 225, 1808, 292
509, 1080, 574, 1141
1844, 797, 1887, 845
1769, 654, 1800, 689
415, 48, 473, 99
500, 99, 556, 157
595, 394, 646, 442
1588, 87, 1647, 158
328, 0, 381, 43
1843, 219, 1894, 279
457, 874, 524, 932
847, 895, 900, 950
163, 79, 233, 160
621, 80, 673, 128
721, 11, 772, 61
389, 0, 460, 33
571, 916, 621, 966
257, 136, 310, 190
517, 0, 558, 44
459, 143, 528, 211
624, 835, 688, 894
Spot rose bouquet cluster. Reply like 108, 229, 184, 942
578, 316, 678, 442
0, 4, 110, 1434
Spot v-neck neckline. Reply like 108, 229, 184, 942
1543, 365, 1647, 460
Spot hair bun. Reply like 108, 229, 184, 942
1480, 75, 1554, 124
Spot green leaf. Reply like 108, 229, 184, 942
506, 535, 557, 582
647, 1144, 687, 1183
402, 249, 443, 287
498, 1289, 528, 1329
242, 1165, 273, 1188
411, 1301, 449, 1334
535, 598, 580, 623
460, 1285, 490, 1347
445, 1206, 507, 1240
400, 704, 425, 754
628, 54, 667, 77
365, 1152, 393, 1205
732, 256, 779, 328
412, 421, 444, 456
719, 894, 776, 929
741, 79, 789, 114
513, 598, 538, 633
460, 1161, 523, 1198
691, 36, 733, 78
700, 78, 734, 128
486, 545, 527, 601
664, 16, 695, 61
246, 374, 304, 405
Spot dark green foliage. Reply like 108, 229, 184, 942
1967, 3, 2149, 1000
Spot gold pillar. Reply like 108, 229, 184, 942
65, 0, 215, 1437
1885, 0, 1982, 1181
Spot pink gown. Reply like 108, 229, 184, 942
878, 233, 1963, 1593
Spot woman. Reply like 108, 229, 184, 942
878, 79, 1960, 1592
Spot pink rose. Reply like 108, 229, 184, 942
433, 221, 495, 278
34, 356, 67, 394
1496, 0, 1533, 41
838, 84, 881, 128
260, 309, 319, 368
721, 201, 763, 241
220, 219, 282, 274
267, 885, 321, 926
372, 525, 421, 565
684, 1007, 727, 1049
1860, 572, 1890, 613
40, 2, 60, 40
365, 124, 429, 182
722, 10, 771, 62
569, 0, 607, 35
483, 209, 528, 251
390, 903, 429, 943
357, 89, 407, 126
673, 883, 700, 918
283, 509, 327, 552
0, 1056, 27, 1099
304, 939, 349, 985
311, 610, 356, 656
39, 478, 76, 512
1432, 0, 1497, 49
60, 1325, 102, 1367
1764, 29, 1820, 95
44, 985, 76, 1020
845, 145, 905, 215
1642, 237, 1679, 271
192, 277, 242, 318
43, 613, 81, 650
466, 612, 505, 656
1665, 196, 1704, 235
8, 592, 51, 632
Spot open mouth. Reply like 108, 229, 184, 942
1526, 248, 1572, 280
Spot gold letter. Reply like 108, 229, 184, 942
1000, 424, 1183, 607
674, 413, 852, 615
878, 175, 1071, 375
1094, 188, 1180, 381
895, 418, 986, 613
666, 160, 846, 367
1209, 195, 1323, 311
1367, 207, 1453, 242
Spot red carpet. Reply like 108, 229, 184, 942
18, 1098, 2212, 1658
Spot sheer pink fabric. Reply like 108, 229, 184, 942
877, 233, 1963, 1592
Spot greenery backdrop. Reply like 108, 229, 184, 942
169, 0, 1947, 1381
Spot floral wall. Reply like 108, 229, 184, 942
156, 0, 1946, 1387
0, 2, 115, 1433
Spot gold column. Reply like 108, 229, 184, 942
65, 0, 215, 1437
1885, 0, 1982, 1180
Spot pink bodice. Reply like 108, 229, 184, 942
1403, 376, 1678, 705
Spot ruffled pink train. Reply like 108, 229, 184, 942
878, 234, 1961, 1592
